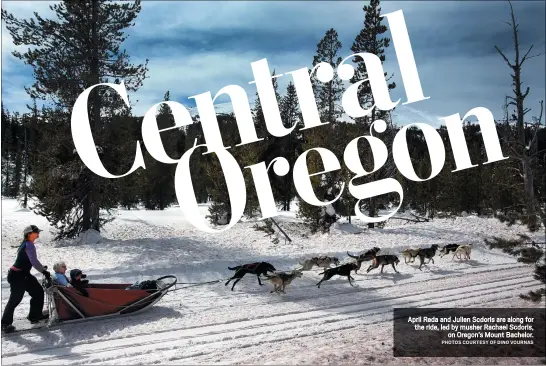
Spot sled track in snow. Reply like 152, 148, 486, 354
2, 262, 529, 334
4, 275, 537, 365
2, 265, 541, 365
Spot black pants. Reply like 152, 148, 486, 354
1, 270, 44, 326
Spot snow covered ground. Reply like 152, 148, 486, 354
1, 197, 545, 365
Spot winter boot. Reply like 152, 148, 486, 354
1, 324, 16, 333
27, 311, 49, 324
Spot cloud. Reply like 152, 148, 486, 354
128, 50, 314, 116
1, 0, 544, 128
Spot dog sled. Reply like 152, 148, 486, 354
34, 273, 177, 330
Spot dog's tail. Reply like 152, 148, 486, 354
228, 265, 242, 271
347, 251, 360, 260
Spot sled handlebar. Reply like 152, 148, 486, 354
41, 267, 53, 288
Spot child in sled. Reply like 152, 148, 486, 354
70, 269, 90, 297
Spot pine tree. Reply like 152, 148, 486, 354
20, 98, 39, 208
295, 29, 348, 231
141, 91, 180, 210
296, 110, 340, 233
312, 28, 345, 124
251, 70, 286, 215
1, 105, 13, 197
184, 118, 210, 205
205, 115, 247, 225
11, 112, 23, 198
274, 81, 302, 211
2, 0, 149, 238
116, 114, 145, 210
350, 0, 396, 228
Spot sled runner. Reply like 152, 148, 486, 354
40, 274, 177, 328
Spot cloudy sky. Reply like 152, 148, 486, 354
1, 1, 545, 127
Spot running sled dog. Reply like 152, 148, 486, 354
346, 247, 381, 262
316, 260, 363, 288
453, 244, 472, 260
367, 254, 401, 274
298, 256, 340, 271
401, 248, 420, 264
417, 244, 439, 270
438, 244, 460, 258
264, 269, 303, 294
225, 262, 276, 291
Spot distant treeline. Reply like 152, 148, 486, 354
1, 0, 545, 239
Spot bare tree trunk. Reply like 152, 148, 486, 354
5, 152, 11, 197
89, 0, 101, 232
495, 0, 544, 230
368, 107, 377, 229
23, 123, 28, 208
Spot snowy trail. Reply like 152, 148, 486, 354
3, 262, 529, 335
1, 266, 539, 365
2, 199, 545, 364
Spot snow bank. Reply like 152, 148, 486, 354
329, 222, 363, 235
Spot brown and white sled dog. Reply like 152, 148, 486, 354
367, 254, 401, 274
401, 248, 420, 263
453, 244, 472, 260
298, 256, 340, 271
264, 269, 303, 294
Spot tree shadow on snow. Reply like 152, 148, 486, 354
382, 226, 478, 242
77, 236, 274, 284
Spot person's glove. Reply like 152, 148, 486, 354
42, 270, 51, 280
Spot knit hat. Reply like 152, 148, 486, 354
70, 269, 83, 281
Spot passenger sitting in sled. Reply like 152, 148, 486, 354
69, 269, 89, 297
51, 261, 71, 287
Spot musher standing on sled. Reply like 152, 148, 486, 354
1, 225, 51, 333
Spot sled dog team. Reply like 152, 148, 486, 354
226, 243, 473, 295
